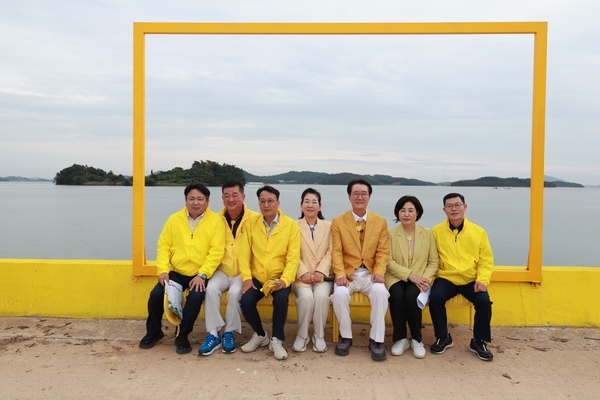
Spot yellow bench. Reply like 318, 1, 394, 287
330, 292, 474, 342
207, 290, 473, 343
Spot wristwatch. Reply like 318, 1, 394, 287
197, 273, 207, 280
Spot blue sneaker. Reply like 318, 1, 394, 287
222, 331, 236, 353
198, 333, 221, 356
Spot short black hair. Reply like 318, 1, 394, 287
443, 192, 465, 205
184, 183, 210, 199
393, 195, 424, 222
347, 179, 372, 195
222, 180, 245, 194
256, 185, 280, 200
299, 187, 325, 220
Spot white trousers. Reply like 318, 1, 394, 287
293, 282, 332, 340
330, 269, 389, 343
204, 270, 242, 334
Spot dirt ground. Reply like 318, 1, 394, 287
1, 317, 599, 400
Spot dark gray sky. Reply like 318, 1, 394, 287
1, 1, 598, 184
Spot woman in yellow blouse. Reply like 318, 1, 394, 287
293, 188, 333, 353
385, 195, 439, 358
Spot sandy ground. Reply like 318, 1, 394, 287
1, 317, 599, 400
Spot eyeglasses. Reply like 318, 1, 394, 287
444, 203, 464, 210
259, 199, 277, 205
351, 191, 369, 198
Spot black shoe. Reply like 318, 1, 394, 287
334, 337, 352, 356
139, 330, 164, 349
175, 335, 192, 354
470, 338, 494, 361
430, 333, 453, 354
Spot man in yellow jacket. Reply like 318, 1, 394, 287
198, 181, 258, 356
430, 192, 494, 361
139, 183, 225, 354
238, 185, 301, 360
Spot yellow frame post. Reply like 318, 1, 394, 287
132, 22, 547, 284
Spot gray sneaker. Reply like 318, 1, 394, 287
241, 332, 269, 353
334, 337, 352, 356
369, 339, 386, 361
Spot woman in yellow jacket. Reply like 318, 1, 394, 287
292, 188, 333, 353
385, 195, 439, 359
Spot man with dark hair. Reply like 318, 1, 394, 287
331, 179, 390, 361
238, 185, 300, 360
139, 183, 226, 354
429, 192, 495, 361
198, 181, 258, 355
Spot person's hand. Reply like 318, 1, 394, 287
158, 273, 169, 286
241, 279, 256, 295
474, 281, 488, 293
335, 276, 349, 287
273, 279, 287, 291
189, 275, 206, 292
408, 273, 430, 292
371, 273, 384, 283
312, 271, 325, 284
300, 273, 312, 284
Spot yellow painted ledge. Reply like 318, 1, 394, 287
1, 260, 599, 327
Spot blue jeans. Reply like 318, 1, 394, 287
429, 277, 492, 342
240, 278, 291, 341
145, 271, 206, 337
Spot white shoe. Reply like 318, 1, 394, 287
292, 335, 309, 352
312, 334, 328, 353
391, 338, 410, 356
411, 339, 426, 359
269, 337, 288, 360
241, 332, 269, 353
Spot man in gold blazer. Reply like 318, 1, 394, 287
331, 179, 390, 361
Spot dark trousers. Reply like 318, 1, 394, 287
429, 277, 492, 342
145, 271, 206, 337
240, 278, 291, 341
388, 280, 423, 342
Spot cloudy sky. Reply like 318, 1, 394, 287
1, 1, 599, 185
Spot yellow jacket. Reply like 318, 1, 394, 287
217, 204, 259, 277
431, 217, 494, 286
385, 223, 439, 290
332, 210, 389, 279
156, 206, 226, 278
238, 209, 301, 287
294, 218, 333, 288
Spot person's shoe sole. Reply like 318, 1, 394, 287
334, 347, 350, 356
222, 346, 236, 354
198, 342, 222, 356
139, 331, 165, 349
469, 346, 494, 361
431, 342, 453, 354
371, 352, 386, 361
176, 345, 192, 354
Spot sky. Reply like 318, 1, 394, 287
1, 1, 599, 185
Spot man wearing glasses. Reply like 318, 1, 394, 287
330, 179, 390, 361
237, 185, 300, 360
429, 193, 494, 361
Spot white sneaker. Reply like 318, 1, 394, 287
391, 338, 410, 356
292, 335, 309, 352
269, 337, 288, 360
411, 339, 426, 359
241, 332, 269, 353
312, 334, 328, 353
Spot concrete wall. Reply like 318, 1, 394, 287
2, 259, 598, 327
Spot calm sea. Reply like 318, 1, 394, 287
0, 182, 598, 267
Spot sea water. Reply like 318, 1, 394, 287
0, 182, 598, 267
